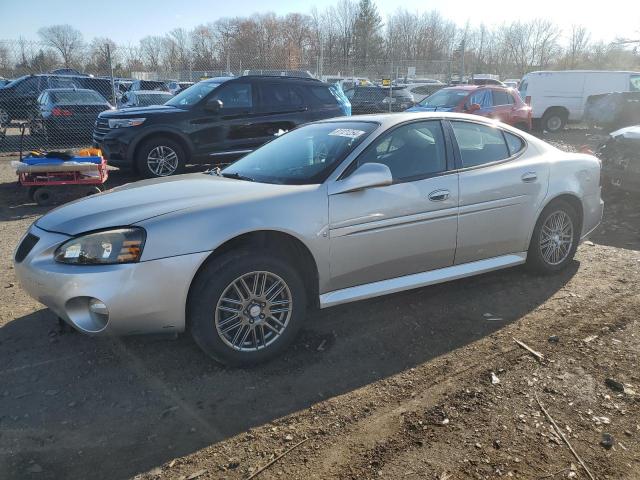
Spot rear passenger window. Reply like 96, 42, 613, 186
451, 122, 510, 168
493, 90, 512, 105
309, 86, 334, 104
504, 132, 525, 156
261, 83, 304, 109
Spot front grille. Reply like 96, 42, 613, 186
15, 233, 39, 263
93, 118, 110, 142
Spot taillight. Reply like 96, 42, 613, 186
525, 96, 531, 105
52, 107, 72, 117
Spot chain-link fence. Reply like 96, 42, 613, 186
0, 39, 453, 158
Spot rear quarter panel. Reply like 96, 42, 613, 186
536, 149, 602, 238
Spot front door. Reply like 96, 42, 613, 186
449, 120, 550, 264
191, 81, 264, 158
328, 120, 459, 291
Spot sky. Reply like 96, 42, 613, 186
1, 0, 639, 45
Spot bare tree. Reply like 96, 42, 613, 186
566, 25, 590, 68
89, 37, 117, 73
37, 24, 84, 67
139, 36, 163, 70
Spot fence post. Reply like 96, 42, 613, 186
107, 43, 117, 107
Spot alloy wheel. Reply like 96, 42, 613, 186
539, 210, 574, 265
546, 116, 562, 132
215, 271, 293, 352
146, 145, 179, 176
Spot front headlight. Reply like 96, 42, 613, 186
54, 227, 146, 265
108, 118, 146, 129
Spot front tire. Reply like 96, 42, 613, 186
135, 137, 186, 178
189, 250, 307, 366
542, 111, 566, 132
527, 200, 580, 274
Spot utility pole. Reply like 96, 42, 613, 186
107, 43, 117, 107
459, 38, 466, 83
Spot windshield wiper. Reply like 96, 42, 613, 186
221, 172, 255, 182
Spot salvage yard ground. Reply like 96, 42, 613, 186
0, 129, 639, 480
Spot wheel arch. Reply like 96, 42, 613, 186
542, 106, 570, 121
528, 193, 584, 247
185, 229, 320, 328
130, 129, 194, 163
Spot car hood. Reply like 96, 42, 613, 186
102, 105, 182, 117
405, 105, 456, 112
35, 174, 303, 236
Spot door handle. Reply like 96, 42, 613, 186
521, 172, 537, 183
428, 189, 450, 202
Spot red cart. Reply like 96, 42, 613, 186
17, 151, 109, 206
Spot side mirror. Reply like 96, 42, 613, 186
329, 163, 393, 195
467, 103, 481, 113
205, 98, 223, 112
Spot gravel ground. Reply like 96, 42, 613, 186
0, 129, 639, 480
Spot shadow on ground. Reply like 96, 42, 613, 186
0, 262, 578, 480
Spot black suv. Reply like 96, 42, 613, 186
93, 76, 350, 177
0, 74, 115, 127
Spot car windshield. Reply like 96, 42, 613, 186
51, 91, 105, 104
418, 89, 468, 108
166, 82, 221, 107
136, 93, 173, 106
221, 121, 377, 185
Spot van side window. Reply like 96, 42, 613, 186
451, 121, 510, 168
630, 75, 640, 92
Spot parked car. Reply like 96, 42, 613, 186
404, 82, 446, 103
0, 77, 10, 88
519, 70, 640, 132
119, 90, 174, 108
595, 125, 640, 193
407, 85, 532, 130
94, 75, 351, 178
167, 81, 194, 95
130, 79, 170, 92
0, 74, 114, 127
584, 91, 640, 132
503, 78, 520, 89
31, 88, 114, 140
15, 112, 603, 365
344, 86, 414, 114
471, 75, 505, 86
50, 68, 88, 76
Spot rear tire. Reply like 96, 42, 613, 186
189, 250, 307, 366
526, 200, 580, 274
135, 137, 186, 178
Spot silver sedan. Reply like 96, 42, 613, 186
14, 113, 603, 365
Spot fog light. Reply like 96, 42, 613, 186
89, 298, 109, 316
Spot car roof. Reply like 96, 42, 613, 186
316, 111, 507, 127
42, 88, 99, 93
130, 90, 173, 94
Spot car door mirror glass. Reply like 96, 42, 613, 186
205, 98, 223, 112
330, 163, 393, 195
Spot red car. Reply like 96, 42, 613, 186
407, 85, 532, 131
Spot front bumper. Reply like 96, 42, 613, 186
14, 225, 209, 335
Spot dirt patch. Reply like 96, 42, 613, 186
1, 128, 639, 479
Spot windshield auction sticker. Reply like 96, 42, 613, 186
329, 128, 366, 139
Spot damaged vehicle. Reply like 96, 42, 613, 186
15, 113, 602, 365
584, 92, 640, 132
596, 125, 640, 192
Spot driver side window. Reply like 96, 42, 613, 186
353, 121, 447, 182
212, 83, 253, 109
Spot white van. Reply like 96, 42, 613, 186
519, 70, 640, 131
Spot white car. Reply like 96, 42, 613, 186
404, 83, 446, 103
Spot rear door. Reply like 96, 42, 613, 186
449, 120, 550, 264
491, 89, 515, 124
465, 88, 494, 118
328, 120, 459, 290
254, 81, 310, 140
191, 81, 264, 158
